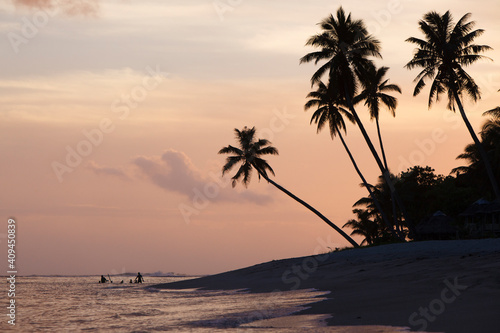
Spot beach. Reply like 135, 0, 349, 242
154, 239, 500, 332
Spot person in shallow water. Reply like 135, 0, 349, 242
100, 275, 107, 283
135, 272, 144, 283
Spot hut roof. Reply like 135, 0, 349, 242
417, 211, 457, 234
459, 199, 500, 217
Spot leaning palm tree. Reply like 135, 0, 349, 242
219, 126, 359, 248
305, 80, 401, 240
300, 7, 414, 233
405, 11, 500, 200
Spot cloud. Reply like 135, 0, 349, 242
132, 149, 272, 205
133, 150, 203, 194
245, 25, 315, 55
86, 161, 130, 180
12, 0, 100, 16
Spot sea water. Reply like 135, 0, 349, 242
1, 276, 411, 332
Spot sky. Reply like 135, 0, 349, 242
1, 0, 499, 276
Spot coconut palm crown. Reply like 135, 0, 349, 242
354, 66, 401, 122
305, 80, 354, 137
405, 11, 492, 109
299, 6, 381, 98
219, 127, 277, 188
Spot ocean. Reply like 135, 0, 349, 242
1, 276, 411, 332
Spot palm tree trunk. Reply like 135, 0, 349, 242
376, 118, 389, 171
343, 82, 415, 237
376, 117, 402, 238
258, 171, 359, 248
336, 127, 402, 240
452, 89, 500, 201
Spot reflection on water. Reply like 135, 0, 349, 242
1, 276, 412, 332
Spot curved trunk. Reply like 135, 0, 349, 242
336, 127, 402, 240
453, 89, 500, 201
258, 171, 359, 248
343, 82, 415, 237
376, 118, 389, 171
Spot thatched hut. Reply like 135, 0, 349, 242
416, 211, 458, 240
459, 199, 500, 237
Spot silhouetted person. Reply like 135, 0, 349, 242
129, 279, 133, 283
100, 275, 107, 283
135, 272, 144, 283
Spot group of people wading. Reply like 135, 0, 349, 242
99, 272, 144, 284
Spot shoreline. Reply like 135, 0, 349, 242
153, 239, 500, 332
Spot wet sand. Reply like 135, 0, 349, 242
154, 239, 500, 332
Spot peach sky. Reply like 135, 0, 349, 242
1, 0, 499, 276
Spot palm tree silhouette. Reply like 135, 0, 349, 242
354, 66, 401, 170
343, 209, 379, 246
219, 126, 359, 248
481, 90, 500, 149
353, 66, 403, 235
300, 7, 413, 234
453, 103, 500, 197
405, 11, 500, 200
481, 106, 500, 191
305, 80, 400, 239
483, 105, 500, 141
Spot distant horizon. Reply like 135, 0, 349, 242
5, 272, 203, 278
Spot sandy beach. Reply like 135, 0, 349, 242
154, 239, 500, 332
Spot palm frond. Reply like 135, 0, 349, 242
257, 146, 278, 156
218, 145, 242, 156
221, 156, 242, 176
483, 107, 500, 118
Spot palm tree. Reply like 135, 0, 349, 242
353, 66, 402, 235
353, 66, 401, 169
218, 126, 359, 248
481, 107, 500, 192
305, 80, 401, 240
353, 173, 407, 239
483, 91, 500, 135
483, 108, 500, 143
300, 7, 414, 234
343, 209, 379, 246
452, 103, 500, 198
405, 11, 500, 200
452, 142, 487, 193
481, 91, 500, 189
